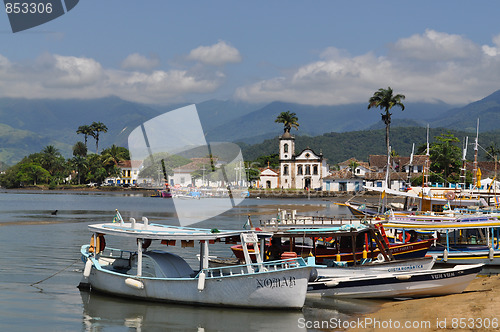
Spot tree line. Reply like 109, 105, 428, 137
0, 122, 130, 188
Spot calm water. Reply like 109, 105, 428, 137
0, 190, 381, 332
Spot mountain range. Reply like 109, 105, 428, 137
1, 89, 500, 167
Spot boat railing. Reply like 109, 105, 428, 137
260, 216, 363, 229
198, 257, 306, 278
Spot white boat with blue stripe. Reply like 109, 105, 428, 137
78, 216, 312, 309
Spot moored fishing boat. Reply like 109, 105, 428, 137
78, 214, 313, 309
384, 217, 500, 266
231, 222, 434, 264
308, 263, 483, 299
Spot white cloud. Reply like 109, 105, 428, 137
187, 40, 242, 66
44, 55, 105, 88
0, 53, 223, 104
235, 30, 500, 105
390, 29, 480, 61
121, 53, 160, 70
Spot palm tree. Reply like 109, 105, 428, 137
101, 144, 129, 166
275, 111, 299, 133
368, 87, 405, 162
349, 159, 360, 176
76, 125, 93, 147
486, 143, 500, 161
40, 145, 63, 176
73, 141, 88, 157
90, 122, 108, 154
71, 155, 88, 185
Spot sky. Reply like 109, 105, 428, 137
2, 1, 500, 106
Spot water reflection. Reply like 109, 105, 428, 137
80, 291, 305, 332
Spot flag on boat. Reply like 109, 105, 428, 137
113, 210, 123, 223
476, 167, 482, 187
381, 190, 386, 199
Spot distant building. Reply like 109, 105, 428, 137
259, 167, 279, 188
278, 132, 330, 189
364, 154, 429, 190
105, 160, 144, 186
171, 158, 215, 187
322, 168, 363, 192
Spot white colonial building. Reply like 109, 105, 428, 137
277, 132, 329, 189
259, 167, 280, 188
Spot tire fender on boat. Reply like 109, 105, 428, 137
445, 191, 456, 200
89, 234, 106, 254
398, 231, 411, 244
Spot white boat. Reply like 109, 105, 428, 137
78, 216, 313, 309
308, 263, 483, 299
315, 256, 436, 278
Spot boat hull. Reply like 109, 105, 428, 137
428, 249, 500, 266
85, 262, 311, 309
231, 239, 433, 264
316, 257, 435, 278
308, 264, 483, 299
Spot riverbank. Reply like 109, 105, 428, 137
348, 274, 500, 331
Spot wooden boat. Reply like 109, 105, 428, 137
231, 223, 434, 265
308, 263, 483, 299
384, 217, 500, 266
78, 216, 312, 309
150, 189, 172, 198
365, 185, 489, 214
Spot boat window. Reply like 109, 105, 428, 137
129, 255, 157, 278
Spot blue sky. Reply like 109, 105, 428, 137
1, 1, 500, 106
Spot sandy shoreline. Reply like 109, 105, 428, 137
347, 274, 500, 331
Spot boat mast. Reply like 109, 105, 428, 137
423, 124, 430, 188
459, 136, 468, 190
382, 146, 391, 213
473, 118, 479, 190
407, 143, 414, 187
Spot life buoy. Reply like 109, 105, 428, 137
89, 234, 106, 254
445, 191, 456, 201
398, 231, 411, 244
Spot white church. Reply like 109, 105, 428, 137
260, 131, 330, 189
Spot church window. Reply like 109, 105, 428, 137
283, 165, 289, 175
297, 165, 303, 175
284, 144, 289, 153
313, 165, 318, 175
305, 165, 311, 175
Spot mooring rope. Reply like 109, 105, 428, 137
30, 259, 81, 287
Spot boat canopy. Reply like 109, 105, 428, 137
384, 220, 500, 230
363, 185, 419, 198
88, 222, 272, 241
